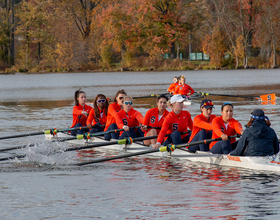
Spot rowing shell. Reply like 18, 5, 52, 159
45, 133, 280, 172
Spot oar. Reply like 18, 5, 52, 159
59, 126, 142, 142
75, 135, 238, 166
199, 92, 276, 101
0, 125, 103, 141
132, 93, 170, 99
0, 125, 140, 152
0, 133, 166, 162
0, 131, 190, 162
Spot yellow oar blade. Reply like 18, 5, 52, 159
260, 94, 276, 101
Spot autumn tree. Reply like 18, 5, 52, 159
254, 0, 280, 67
202, 26, 228, 67
15, 0, 54, 70
202, 0, 259, 68
99, 0, 191, 66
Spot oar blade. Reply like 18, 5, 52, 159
260, 93, 276, 102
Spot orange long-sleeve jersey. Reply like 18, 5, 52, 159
188, 114, 217, 142
143, 107, 169, 136
174, 84, 195, 95
209, 116, 243, 149
167, 82, 178, 94
115, 108, 144, 135
156, 110, 193, 144
104, 103, 122, 131
71, 104, 93, 128
86, 107, 107, 126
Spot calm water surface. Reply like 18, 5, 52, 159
0, 69, 280, 219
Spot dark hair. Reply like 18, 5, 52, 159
221, 102, 233, 111
94, 94, 109, 118
113, 89, 127, 103
157, 94, 168, 102
74, 89, 86, 106
247, 118, 271, 127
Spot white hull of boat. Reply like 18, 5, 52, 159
45, 133, 280, 172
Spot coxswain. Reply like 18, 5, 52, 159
142, 94, 169, 146
115, 96, 144, 139
174, 75, 194, 96
104, 89, 127, 140
230, 109, 279, 156
86, 94, 109, 134
210, 102, 243, 154
188, 99, 216, 152
70, 89, 92, 136
153, 94, 193, 149
167, 76, 178, 94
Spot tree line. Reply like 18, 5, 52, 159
0, 0, 279, 73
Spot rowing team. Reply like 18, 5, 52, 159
167, 75, 195, 96
71, 89, 279, 157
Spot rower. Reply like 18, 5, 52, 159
104, 89, 127, 140
230, 109, 279, 156
210, 102, 243, 154
188, 99, 216, 152
115, 96, 144, 139
174, 75, 194, 96
70, 89, 92, 136
86, 94, 109, 134
167, 76, 179, 94
153, 94, 193, 149
142, 94, 169, 146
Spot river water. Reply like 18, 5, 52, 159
0, 69, 280, 219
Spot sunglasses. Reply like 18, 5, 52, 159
124, 101, 133, 105
117, 96, 124, 100
97, 99, 106, 103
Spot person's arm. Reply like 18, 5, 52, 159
134, 110, 144, 125
233, 120, 243, 134
187, 113, 193, 131
115, 112, 124, 129
187, 85, 195, 95
72, 106, 83, 116
86, 109, 94, 128
230, 130, 248, 156
194, 116, 213, 130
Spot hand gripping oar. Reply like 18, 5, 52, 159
0, 125, 95, 141
199, 92, 276, 101
75, 135, 238, 166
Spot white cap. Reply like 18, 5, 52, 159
170, 95, 186, 103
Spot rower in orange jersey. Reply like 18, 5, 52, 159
174, 75, 195, 96
86, 94, 109, 134
210, 102, 244, 154
188, 99, 216, 152
115, 96, 144, 139
70, 89, 92, 136
104, 89, 127, 140
167, 76, 179, 94
141, 94, 169, 146
153, 94, 193, 149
